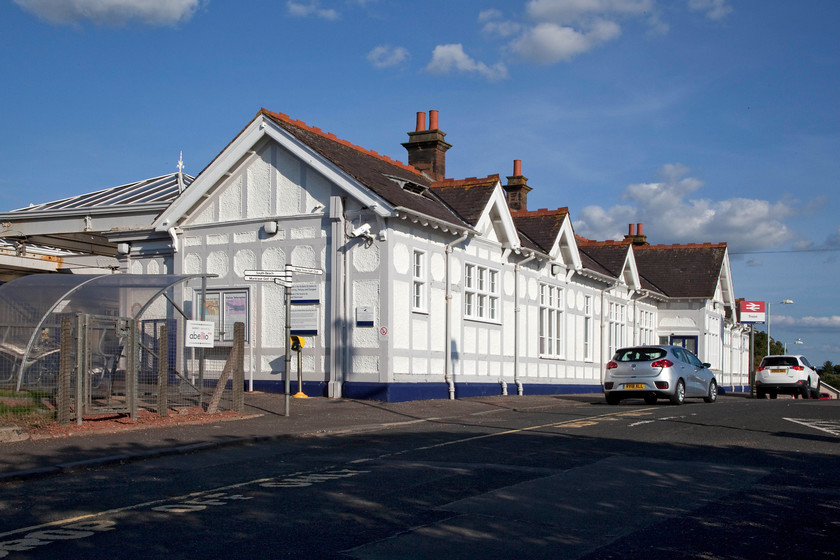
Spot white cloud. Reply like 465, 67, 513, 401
425, 44, 509, 81
286, 0, 339, 20
479, 9, 523, 38
511, 19, 620, 64
525, 0, 654, 24
688, 0, 733, 20
573, 163, 797, 252
367, 45, 409, 69
13, 0, 202, 26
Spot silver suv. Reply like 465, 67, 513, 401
756, 355, 820, 399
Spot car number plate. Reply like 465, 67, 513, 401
624, 383, 645, 389
770, 369, 786, 373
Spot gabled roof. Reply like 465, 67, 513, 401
511, 208, 581, 268
632, 243, 729, 299
577, 241, 642, 291
430, 176, 498, 226
154, 109, 471, 232
431, 175, 520, 249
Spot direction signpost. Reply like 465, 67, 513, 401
242, 266, 323, 416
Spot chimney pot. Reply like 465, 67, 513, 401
415, 111, 426, 132
629, 224, 636, 236
513, 159, 522, 176
429, 110, 439, 130
637, 223, 644, 236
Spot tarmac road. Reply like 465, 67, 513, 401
0, 393, 838, 559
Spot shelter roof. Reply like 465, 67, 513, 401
5, 173, 193, 216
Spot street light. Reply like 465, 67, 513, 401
767, 299, 794, 355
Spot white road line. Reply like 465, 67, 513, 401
783, 418, 840, 437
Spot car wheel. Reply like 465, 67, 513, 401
769, 392, 777, 399
800, 382, 810, 399
644, 393, 658, 405
606, 393, 621, 405
670, 379, 685, 405
704, 380, 717, 403
812, 381, 821, 399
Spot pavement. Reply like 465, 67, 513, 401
0, 391, 603, 483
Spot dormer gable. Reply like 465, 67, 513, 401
511, 208, 583, 270
576, 239, 641, 290
431, 175, 520, 250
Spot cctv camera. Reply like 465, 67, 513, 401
351, 223, 372, 238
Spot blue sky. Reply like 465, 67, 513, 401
2, 0, 839, 365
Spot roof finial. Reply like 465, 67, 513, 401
177, 151, 185, 193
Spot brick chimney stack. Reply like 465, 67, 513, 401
624, 223, 648, 245
503, 159, 532, 211
402, 110, 452, 181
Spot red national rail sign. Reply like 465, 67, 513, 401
740, 300, 766, 323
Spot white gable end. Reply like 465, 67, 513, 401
154, 115, 392, 232
475, 185, 520, 250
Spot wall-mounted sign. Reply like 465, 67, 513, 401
291, 283, 319, 304
290, 307, 319, 336
186, 320, 216, 348
356, 306, 375, 327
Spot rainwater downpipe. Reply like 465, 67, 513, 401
445, 232, 470, 400
514, 252, 537, 396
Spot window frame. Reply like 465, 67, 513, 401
198, 288, 249, 343
412, 249, 428, 313
464, 263, 500, 323
539, 283, 565, 359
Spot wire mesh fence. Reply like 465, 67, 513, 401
0, 275, 244, 426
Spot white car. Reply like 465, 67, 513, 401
755, 355, 820, 399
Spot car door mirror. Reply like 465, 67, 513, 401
702, 363, 712, 369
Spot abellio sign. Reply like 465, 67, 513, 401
186, 320, 216, 348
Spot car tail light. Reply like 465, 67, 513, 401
655, 381, 669, 389
756, 366, 766, 372
604, 382, 614, 390
651, 359, 674, 369
606, 361, 618, 370
792, 365, 804, 371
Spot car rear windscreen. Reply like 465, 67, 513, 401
761, 356, 799, 367
614, 348, 667, 362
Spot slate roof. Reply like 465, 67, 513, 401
577, 242, 632, 277
632, 243, 728, 298
261, 110, 472, 230
510, 208, 569, 254
430, 176, 499, 227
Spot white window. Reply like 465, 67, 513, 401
583, 295, 593, 361
540, 284, 565, 358
608, 301, 627, 357
412, 250, 427, 312
638, 309, 655, 345
464, 263, 499, 322
199, 289, 249, 342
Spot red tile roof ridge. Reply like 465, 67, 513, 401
633, 242, 727, 250
259, 108, 422, 176
576, 238, 630, 247
431, 175, 500, 188
511, 207, 569, 217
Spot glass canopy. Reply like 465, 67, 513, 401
0, 274, 209, 391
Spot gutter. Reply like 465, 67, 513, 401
445, 231, 471, 399
513, 251, 537, 395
